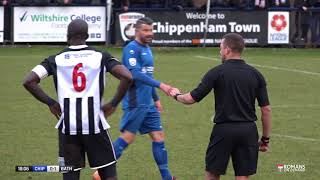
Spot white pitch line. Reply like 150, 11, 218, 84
272, 133, 320, 142
271, 104, 320, 108
194, 55, 320, 76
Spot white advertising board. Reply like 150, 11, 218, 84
14, 6, 106, 42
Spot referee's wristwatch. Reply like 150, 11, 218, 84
261, 136, 270, 145
174, 93, 182, 101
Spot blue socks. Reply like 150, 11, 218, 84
152, 141, 172, 180
113, 137, 128, 159
114, 138, 172, 180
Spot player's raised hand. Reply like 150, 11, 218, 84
155, 100, 164, 113
159, 83, 172, 96
48, 101, 62, 120
101, 103, 116, 118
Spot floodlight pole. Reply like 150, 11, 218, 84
105, 0, 112, 46
203, 0, 211, 47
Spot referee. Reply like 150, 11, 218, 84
23, 19, 132, 180
171, 33, 271, 180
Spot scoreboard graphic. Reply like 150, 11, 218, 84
16, 166, 74, 173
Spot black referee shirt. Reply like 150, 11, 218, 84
190, 59, 270, 123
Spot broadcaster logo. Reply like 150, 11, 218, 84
277, 164, 305, 173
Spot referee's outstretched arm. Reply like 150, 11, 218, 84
172, 91, 196, 105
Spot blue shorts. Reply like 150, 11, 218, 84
120, 106, 162, 134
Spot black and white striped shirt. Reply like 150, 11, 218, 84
32, 45, 121, 135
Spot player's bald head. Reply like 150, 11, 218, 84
67, 19, 88, 41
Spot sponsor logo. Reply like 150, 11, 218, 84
119, 12, 145, 41
141, 66, 154, 73
19, 11, 28, 22
20, 13, 69, 22
153, 21, 260, 36
70, 14, 101, 23
14, 7, 105, 42
64, 54, 70, 59
124, 23, 135, 39
90, 33, 101, 39
71, 53, 91, 58
268, 12, 289, 44
271, 14, 287, 31
19, 12, 101, 23
129, 58, 137, 66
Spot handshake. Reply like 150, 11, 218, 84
160, 83, 181, 98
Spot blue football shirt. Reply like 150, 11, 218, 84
122, 40, 159, 109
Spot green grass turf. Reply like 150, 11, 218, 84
0, 46, 319, 180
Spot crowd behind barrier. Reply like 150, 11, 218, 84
0, 0, 320, 47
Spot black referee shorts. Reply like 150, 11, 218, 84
205, 122, 259, 176
60, 130, 117, 173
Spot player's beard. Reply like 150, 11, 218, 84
141, 35, 154, 44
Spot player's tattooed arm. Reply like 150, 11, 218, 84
22, 71, 61, 119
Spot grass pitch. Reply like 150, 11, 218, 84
0, 46, 319, 180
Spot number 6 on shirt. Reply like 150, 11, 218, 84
72, 63, 86, 92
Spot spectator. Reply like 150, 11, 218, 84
275, 0, 290, 6
311, 0, 320, 47
148, 0, 165, 8
2, 0, 10, 43
192, 0, 208, 10
213, 0, 230, 7
128, 0, 165, 9
72, 0, 91, 5
255, 0, 266, 8
268, 0, 290, 7
56, 0, 93, 5
91, 0, 100, 5
56, 0, 72, 5
228, 0, 252, 8
113, 0, 129, 11
1, 0, 9, 5
14, 0, 32, 5
129, 0, 146, 8
170, 0, 184, 11
293, 0, 311, 43
33, 0, 51, 5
